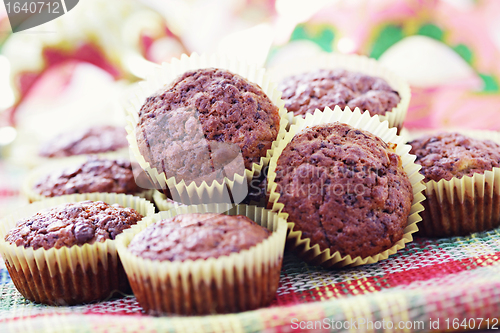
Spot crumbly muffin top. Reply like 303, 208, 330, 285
279, 69, 400, 118
33, 157, 142, 197
5, 201, 143, 250
274, 123, 413, 258
127, 213, 270, 261
136, 68, 280, 184
409, 132, 500, 182
39, 125, 128, 157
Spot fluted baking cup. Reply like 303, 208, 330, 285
409, 130, 500, 237
153, 190, 187, 211
267, 52, 411, 132
125, 53, 288, 206
116, 203, 287, 315
0, 193, 155, 305
267, 106, 425, 267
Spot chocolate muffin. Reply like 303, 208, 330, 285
2, 198, 147, 305
409, 132, 500, 237
32, 157, 142, 198
120, 208, 283, 315
135, 68, 280, 184
128, 213, 269, 261
279, 69, 400, 118
6, 201, 143, 250
409, 132, 500, 182
39, 125, 128, 157
274, 122, 413, 258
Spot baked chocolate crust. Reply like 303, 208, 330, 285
33, 157, 142, 197
6, 201, 143, 250
409, 132, 500, 182
128, 213, 270, 261
274, 123, 413, 258
136, 68, 280, 184
279, 69, 400, 118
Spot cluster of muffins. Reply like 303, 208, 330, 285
3, 51, 500, 316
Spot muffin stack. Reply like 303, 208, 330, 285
3, 51, 498, 317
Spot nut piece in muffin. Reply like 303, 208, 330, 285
6, 201, 143, 250
136, 68, 280, 185
128, 213, 270, 261
409, 132, 500, 182
39, 125, 128, 158
274, 122, 413, 259
279, 69, 400, 119
409, 132, 500, 237
32, 157, 143, 198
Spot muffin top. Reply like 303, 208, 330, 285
127, 213, 270, 261
5, 201, 143, 250
279, 69, 400, 118
33, 157, 142, 197
409, 132, 500, 182
136, 68, 280, 184
39, 125, 128, 158
274, 123, 413, 258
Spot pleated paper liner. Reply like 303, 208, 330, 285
409, 130, 500, 237
267, 106, 426, 268
116, 203, 288, 315
124, 53, 288, 205
267, 52, 411, 133
153, 190, 187, 211
0, 193, 155, 305
22, 156, 153, 203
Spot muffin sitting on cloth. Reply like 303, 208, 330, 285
273, 123, 413, 259
267, 106, 425, 267
279, 69, 400, 120
409, 132, 500, 237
